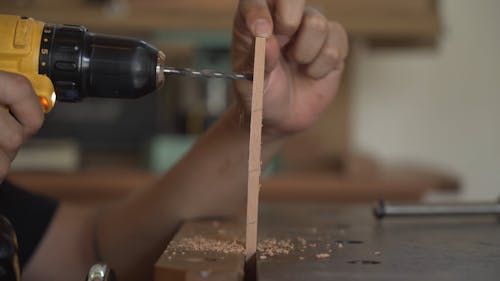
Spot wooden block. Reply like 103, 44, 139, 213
154, 220, 245, 281
246, 37, 266, 263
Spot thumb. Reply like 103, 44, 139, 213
233, 0, 279, 99
234, 0, 280, 73
238, 0, 273, 38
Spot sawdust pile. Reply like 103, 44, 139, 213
168, 235, 339, 261
169, 236, 300, 257
170, 235, 245, 254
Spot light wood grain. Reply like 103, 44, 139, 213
154, 220, 244, 281
245, 37, 266, 263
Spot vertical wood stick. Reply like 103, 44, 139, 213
246, 36, 266, 263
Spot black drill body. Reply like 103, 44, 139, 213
39, 24, 162, 102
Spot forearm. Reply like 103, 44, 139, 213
22, 204, 97, 281
154, 103, 283, 217
95, 103, 284, 281
24, 103, 284, 281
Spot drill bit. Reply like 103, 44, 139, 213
163, 67, 253, 80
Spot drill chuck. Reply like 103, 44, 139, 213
39, 23, 165, 102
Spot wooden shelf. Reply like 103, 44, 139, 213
262, 172, 457, 203
1, 0, 439, 40
7, 161, 458, 204
7, 169, 157, 203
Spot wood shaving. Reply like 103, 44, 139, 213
217, 229, 227, 235
316, 253, 330, 259
297, 237, 307, 246
257, 238, 295, 257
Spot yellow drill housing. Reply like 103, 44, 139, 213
0, 14, 55, 112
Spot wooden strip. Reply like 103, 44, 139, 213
246, 37, 266, 263
154, 220, 244, 281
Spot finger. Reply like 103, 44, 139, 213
0, 109, 23, 160
305, 21, 349, 79
263, 35, 281, 75
233, 36, 280, 96
287, 8, 328, 65
274, 0, 306, 46
0, 71, 44, 137
238, 0, 273, 37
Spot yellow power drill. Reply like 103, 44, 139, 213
0, 14, 252, 113
0, 14, 167, 113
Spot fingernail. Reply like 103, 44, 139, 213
254, 19, 272, 37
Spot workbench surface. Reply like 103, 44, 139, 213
155, 203, 500, 281
257, 203, 500, 281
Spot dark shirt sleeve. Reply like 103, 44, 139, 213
0, 180, 59, 268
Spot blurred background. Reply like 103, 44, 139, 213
3, 0, 499, 204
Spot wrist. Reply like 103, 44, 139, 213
231, 82, 297, 143
229, 101, 289, 145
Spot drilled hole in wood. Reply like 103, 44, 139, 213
347, 260, 380, 265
